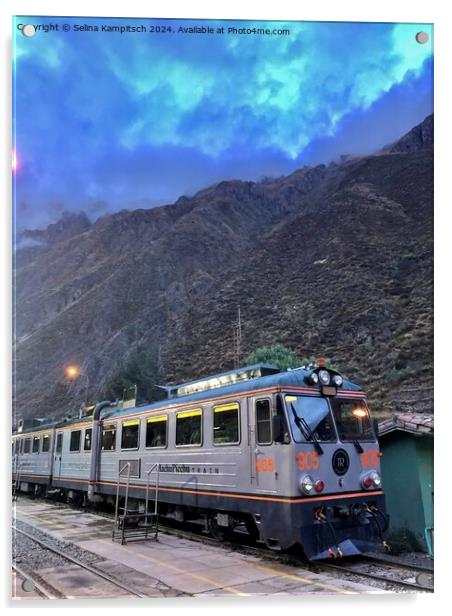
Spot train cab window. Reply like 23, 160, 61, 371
56, 433, 63, 454
146, 416, 167, 448
42, 434, 50, 452
101, 423, 117, 451
213, 403, 240, 445
14, 440, 20, 455
176, 409, 202, 446
70, 430, 81, 452
121, 419, 140, 450
19, 439, 24, 454
285, 395, 336, 443
256, 400, 272, 445
330, 399, 373, 442
32, 435, 40, 453
275, 395, 291, 444
23, 438, 31, 454
84, 428, 92, 451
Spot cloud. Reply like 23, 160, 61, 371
12, 17, 433, 229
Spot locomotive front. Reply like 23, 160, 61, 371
277, 361, 388, 560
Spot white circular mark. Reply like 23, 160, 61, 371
416, 31, 429, 44
21, 579, 35, 592
22, 24, 36, 38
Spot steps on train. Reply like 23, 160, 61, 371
112, 511, 159, 544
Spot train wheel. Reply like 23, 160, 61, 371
207, 516, 231, 541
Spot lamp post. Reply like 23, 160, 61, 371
65, 365, 90, 407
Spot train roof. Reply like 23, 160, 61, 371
12, 364, 365, 434
12, 415, 92, 435
102, 364, 363, 421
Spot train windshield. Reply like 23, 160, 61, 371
330, 398, 374, 442
285, 395, 336, 443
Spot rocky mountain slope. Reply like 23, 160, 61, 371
13, 115, 433, 420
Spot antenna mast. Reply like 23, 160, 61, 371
233, 305, 242, 369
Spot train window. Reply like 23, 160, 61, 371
121, 419, 140, 450
84, 428, 92, 451
213, 403, 240, 445
256, 400, 272, 445
276, 395, 291, 444
176, 409, 202, 446
14, 440, 20, 455
330, 399, 373, 442
102, 423, 117, 451
70, 430, 81, 452
42, 434, 50, 452
32, 435, 40, 453
285, 395, 336, 443
56, 433, 63, 453
24, 438, 31, 454
146, 415, 167, 448
19, 439, 24, 454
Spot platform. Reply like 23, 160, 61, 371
13, 498, 384, 598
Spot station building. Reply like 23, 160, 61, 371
378, 412, 434, 556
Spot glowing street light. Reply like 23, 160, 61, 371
65, 365, 80, 380
65, 364, 90, 406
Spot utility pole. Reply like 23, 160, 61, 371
233, 305, 242, 369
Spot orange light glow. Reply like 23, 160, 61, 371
352, 408, 367, 418
65, 365, 80, 379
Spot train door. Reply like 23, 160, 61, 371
53, 432, 63, 480
249, 397, 278, 494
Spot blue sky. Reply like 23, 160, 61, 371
13, 17, 433, 230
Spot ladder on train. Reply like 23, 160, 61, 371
12, 458, 23, 501
112, 462, 160, 545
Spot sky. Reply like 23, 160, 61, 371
12, 17, 433, 230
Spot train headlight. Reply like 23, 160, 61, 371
299, 474, 315, 495
318, 369, 331, 385
332, 374, 343, 387
361, 470, 381, 490
309, 373, 319, 385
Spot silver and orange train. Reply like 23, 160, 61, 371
12, 362, 388, 560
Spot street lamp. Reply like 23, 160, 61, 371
65, 364, 90, 407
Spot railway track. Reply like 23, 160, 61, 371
12, 563, 57, 599
12, 526, 148, 599
317, 556, 434, 593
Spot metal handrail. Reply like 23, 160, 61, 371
145, 463, 160, 540
13, 457, 23, 501
112, 461, 160, 544
113, 462, 131, 543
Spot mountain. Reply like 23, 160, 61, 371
13, 115, 433, 421
384, 113, 434, 153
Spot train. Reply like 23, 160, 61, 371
12, 361, 388, 560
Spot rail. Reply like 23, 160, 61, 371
13, 525, 146, 598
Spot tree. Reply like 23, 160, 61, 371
103, 344, 163, 404
245, 344, 303, 371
